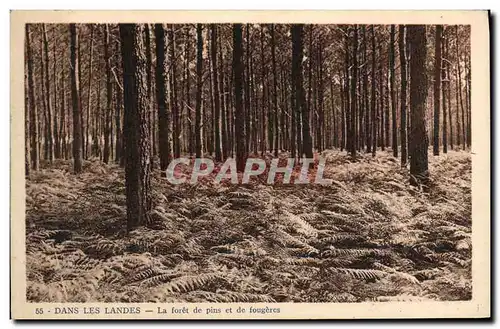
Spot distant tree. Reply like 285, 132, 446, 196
70, 24, 83, 173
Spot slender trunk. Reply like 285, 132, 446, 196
144, 24, 154, 166
168, 26, 181, 158
42, 24, 54, 162
433, 25, 443, 156
271, 24, 279, 156
455, 26, 466, 150
195, 24, 203, 158
390, 25, 398, 157
292, 24, 312, 159
70, 24, 83, 173
233, 24, 246, 171
52, 26, 60, 159
26, 25, 40, 170
84, 25, 94, 159
350, 25, 358, 157
103, 25, 113, 164
211, 24, 222, 161
399, 25, 408, 165
363, 26, 371, 154
371, 25, 377, 157
442, 27, 448, 153
219, 36, 228, 159
77, 30, 85, 159
154, 24, 171, 172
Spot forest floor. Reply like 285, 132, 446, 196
25, 149, 472, 303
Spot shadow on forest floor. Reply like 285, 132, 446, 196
25, 149, 472, 303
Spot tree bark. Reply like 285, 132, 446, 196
120, 24, 152, 231
26, 24, 40, 171
195, 24, 203, 158
442, 27, 448, 153
390, 25, 398, 157
70, 24, 83, 173
211, 24, 222, 162
350, 25, 358, 157
455, 26, 466, 150
408, 25, 429, 187
233, 24, 247, 172
371, 25, 377, 157
154, 24, 171, 173
293, 24, 312, 159
103, 24, 113, 164
433, 25, 443, 156
271, 24, 279, 156
399, 25, 408, 165
42, 24, 54, 163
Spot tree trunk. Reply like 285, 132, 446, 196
363, 26, 371, 154
42, 24, 54, 163
350, 25, 358, 157
271, 24, 279, 156
211, 24, 222, 162
26, 25, 40, 171
195, 24, 203, 158
233, 24, 246, 172
244, 24, 251, 155
317, 37, 325, 152
433, 25, 443, 156
154, 24, 171, 173
408, 25, 429, 187
103, 25, 113, 163
120, 24, 152, 231
77, 30, 85, 159
442, 27, 448, 153
167, 26, 181, 158
399, 25, 408, 165
144, 24, 155, 166
70, 24, 83, 173
260, 27, 267, 155
218, 35, 228, 159
52, 26, 60, 160
344, 27, 350, 153
390, 25, 398, 157
292, 24, 312, 159
85, 25, 94, 159
455, 26, 466, 150
371, 25, 377, 157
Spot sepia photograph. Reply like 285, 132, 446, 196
10, 10, 490, 319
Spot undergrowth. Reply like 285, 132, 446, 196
25, 150, 472, 303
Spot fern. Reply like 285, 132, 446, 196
160, 273, 221, 293
330, 268, 387, 281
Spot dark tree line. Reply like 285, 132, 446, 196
24, 23, 472, 229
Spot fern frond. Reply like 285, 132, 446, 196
330, 268, 387, 281
160, 273, 221, 293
